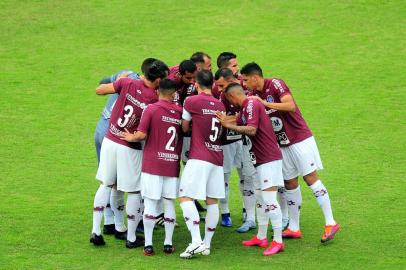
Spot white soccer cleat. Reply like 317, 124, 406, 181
201, 248, 210, 256
179, 242, 207, 258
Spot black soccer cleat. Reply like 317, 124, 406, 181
144, 245, 154, 256
195, 200, 207, 212
163, 244, 175, 254
114, 230, 127, 240
125, 238, 144, 249
103, 224, 115, 235
90, 233, 105, 246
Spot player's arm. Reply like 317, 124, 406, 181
96, 83, 115, 95
216, 112, 256, 136
182, 107, 192, 133
249, 95, 296, 112
120, 128, 147, 142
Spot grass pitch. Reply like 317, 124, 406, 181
1, 1, 405, 269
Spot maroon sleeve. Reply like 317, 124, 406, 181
137, 106, 153, 135
245, 100, 260, 128
113, 78, 131, 94
272, 79, 291, 99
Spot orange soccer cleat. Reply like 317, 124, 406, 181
242, 236, 268, 248
282, 228, 302, 239
321, 223, 340, 243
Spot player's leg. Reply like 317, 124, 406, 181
237, 166, 257, 233
303, 171, 339, 242
219, 143, 233, 227
178, 160, 207, 258
161, 177, 178, 254
143, 197, 158, 256
90, 138, 117, 246
109, 187, 127, 239
116, 145, 144, 248
278, 186, 289, 230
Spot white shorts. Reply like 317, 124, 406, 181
253, 160, 284, 190
141, 172, 179, 200
223, 140, 243, 173
179, 159, 225, 200
96, 138, 142, 192
281, 136, 323, 180
241, 143, 257, 178
181, 137, 191, 163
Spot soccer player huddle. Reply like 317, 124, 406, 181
90, 52, 340, 258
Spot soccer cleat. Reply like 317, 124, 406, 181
90, 233, 105, 246
195, 201, 207, 212
262, 241, 284, 256
321, 223, 340, 243
282, 228, 302, 239
221, 213, 232, 227
179, 242, 207, 258
242, 236, 268, 248
163, 245, 175, 254
144, 245, 154, 256
201, 248, 210, 256
125, 238, 144, 249
236, 220, 256, 233
103, 224, 115, 235
114, 230, 127, 240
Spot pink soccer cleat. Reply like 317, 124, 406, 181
262, 241, 284, 256
242, 236, 268, 248
282, 228, 302, 239
321, 223, 340, 243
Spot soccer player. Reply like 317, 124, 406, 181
217, 82, 285, 256
241, 62, 340, 243
190, 51, 212, 71
178, 70, 226, 258
89, 60, 169, 248
216, 52, 240, 77
94, 59, 156, 238
120, 79, 182, 256
168, 59, 197, 106
214, 68, 256, 232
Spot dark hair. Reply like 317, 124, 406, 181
179, 60, 197, 75
240, 62, 263, 77
214, 68, 234, 81
190, 52, 211, 64
224, 82, 243, 94
217, 52, 237, 68
141, 58, 158, 74
158, 78, 177, 95
145, 60, 169, 81
196, 70, 213, 90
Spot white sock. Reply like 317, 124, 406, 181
103, 186, 114, 225
110, 189, 126, 232
156, 198, 164, 216
255, 190, 268, 240
262, 190, 282, 243
219, 172, 231, 214
143, 198, 158, 247
237, 168, 245, 208
278, 187, 289, 226
203, 204, 219, 248
92, 185, 112, 235
310, 180, 336, 225
126, 193, 143, 242
180, 201, 202, 244
285, 186, 302, 231
163, 198, 176, 245
243, 175, 256, 222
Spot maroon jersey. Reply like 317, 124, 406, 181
252, 78, 312, 146
237, 98, 282, 164
168, 65, 196, 106
183, 92, 226, 166
106, 78, 158, 149
219, 92, 242, 145
137, 100, 183, 177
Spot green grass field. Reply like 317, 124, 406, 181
1, 0, 405, 269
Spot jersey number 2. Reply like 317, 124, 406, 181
165, 126, 176, 151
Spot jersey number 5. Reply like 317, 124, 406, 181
209, 118, 220, 142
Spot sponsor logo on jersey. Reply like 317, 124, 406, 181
271, 117, 283, 132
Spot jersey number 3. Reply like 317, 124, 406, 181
117, 105, 134, 127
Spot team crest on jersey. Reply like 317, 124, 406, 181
210, 102, 215, 106
271, 117, 283, 132
267, 95, 274, 103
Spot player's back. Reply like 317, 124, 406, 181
183, 93, 225, 166
140, 100, 183, 177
